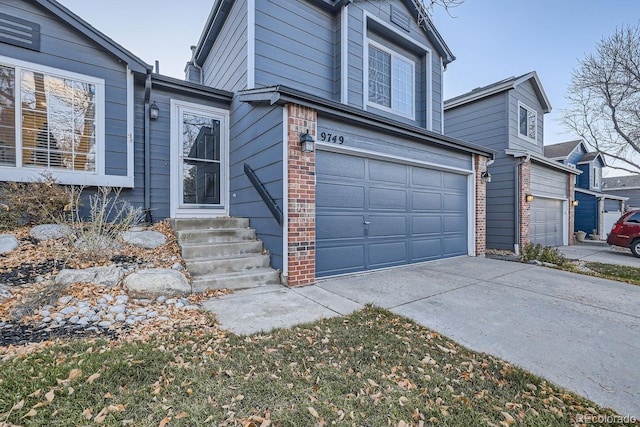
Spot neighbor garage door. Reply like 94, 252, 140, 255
316, 150, 468, 277
530, 197, 563, 247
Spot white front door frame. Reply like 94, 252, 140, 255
170, 99, 230, 218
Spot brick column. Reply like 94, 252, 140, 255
286, 104, 317, 286
518, 160, 531, 248
568, 176, 575, 245
475, 154, 487, 256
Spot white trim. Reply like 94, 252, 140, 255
468, 156, 476, 256
282, 106, 289, 277
440, 56, 445, 134
169, 99, 230, 218
517, 101, 538, 144
340, 4, 349, 105
563, 199, 569, 245
575, 187, 628, 201
529, 193, 568, 201
0, 55, 122, 185
126, 67, 134, 179
247, 0, 255, 89
316, 142, 473, 175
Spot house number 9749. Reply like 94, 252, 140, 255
320, 132, 344, 144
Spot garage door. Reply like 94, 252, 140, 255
530, 197, 563, 247
316, 151, 468, 277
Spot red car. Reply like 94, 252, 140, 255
607, 210, 640, 257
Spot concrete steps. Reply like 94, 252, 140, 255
169, 218, 280, 291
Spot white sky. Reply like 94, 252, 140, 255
58, 0, 639, 175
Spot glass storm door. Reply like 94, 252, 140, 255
180, 112, 222, 207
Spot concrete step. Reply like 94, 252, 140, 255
186, 253, 271, 275
176, 228, 256, 244
191, 268, 281, 291
181, 241, 263, 260
169, 217, 249, 231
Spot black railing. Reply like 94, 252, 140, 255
244, 163, 283, 226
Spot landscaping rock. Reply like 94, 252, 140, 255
55, 265, 124, 287
124, 269, 191, 298
0, 284, 12, 302
29, 224, 73, 241
122, 230, 167, 249
0, 234, 18, 254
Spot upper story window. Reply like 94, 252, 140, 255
0, 57, 104, 183
592, 166, 602, 189
367, 42, 414, 118
518, 102, 537, 143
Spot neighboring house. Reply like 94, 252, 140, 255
603, 175, 640, 211
1, 0, 495, 286
444, 72, 580, 251
545, 140, 627, 239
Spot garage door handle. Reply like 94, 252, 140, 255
363, 221, 371, 225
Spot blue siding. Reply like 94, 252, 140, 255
566, 145, 585, 165
575, 192, 598, 233
508, 80, 544, 155
530, 163, 568, 199
604, 199, 623, 212
577, 164, 590, 189
228, 99, 284, 270
1, 0, 130, 178
607, 188, 640, 209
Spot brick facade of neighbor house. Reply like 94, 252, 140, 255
475, 154, 487, 256
518, 160, 532, 249
568, 177, 575, 245
286, 104, 317, 286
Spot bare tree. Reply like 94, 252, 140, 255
563, 24, 640, 174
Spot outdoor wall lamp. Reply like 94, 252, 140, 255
572, 199, 579, 207
526, 194, 535, 202
149, 102, 160, 120
481, 171, 492, 183
299, 130, 315, 153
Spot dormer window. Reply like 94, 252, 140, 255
367, 42, 414, 118
518, 102, 537, 143
593, 166, 602, 189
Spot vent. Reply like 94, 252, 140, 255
0, 12, 41, 51
390, 5, 411, 32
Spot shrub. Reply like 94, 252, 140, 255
520, 242, 567, 266
0, 173, 69, 228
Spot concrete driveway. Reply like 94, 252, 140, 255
203, 257, 640, 417
558, 242, 640, 268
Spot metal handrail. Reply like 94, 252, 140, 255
244, 163, 283, 226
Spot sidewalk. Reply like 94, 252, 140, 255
558, 242, 640, 268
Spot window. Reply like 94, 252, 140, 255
368, 43, 414, 117
518, 102, 537, 142
0, 58, 104, 181
593, 166, 602, 189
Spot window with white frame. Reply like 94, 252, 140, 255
368, 42, 414, 117
518, 102, 537, 142
0, 59, 103, 176
593, 166, 602, 189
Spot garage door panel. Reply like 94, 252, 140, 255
316, 151, 365, 179
369, 215, 407, 237
316, 245, 365, 275
413, 215, 444, 234
412, 191, 442, 211
316, 183, 365, 209
444, 193, 467, 211
444, 214, 466, 232
369, 160, 407, 184
444, 235, 467, 255
412, 168, 442, 188
412, 238, 443, 260
369, 187, 407, 210
316, 214, 364, 239
369, 241, 407, 266
444, 173, 467, 190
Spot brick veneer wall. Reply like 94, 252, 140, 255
568, 176, 575, 245
475, 155, 487, 256
518, 159, 531, 249
286, 104, 317, 286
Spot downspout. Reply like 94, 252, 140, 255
514, 153, 530, 254
143, 71, 152, 224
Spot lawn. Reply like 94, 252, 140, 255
0, 306, 633, 427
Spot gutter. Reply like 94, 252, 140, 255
143, 71, 152, 223
513, 153, 530, 255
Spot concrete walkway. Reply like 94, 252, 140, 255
202, 257, 640, 417
558, 242, 640, 268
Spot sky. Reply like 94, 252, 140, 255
57, 0, 639, 175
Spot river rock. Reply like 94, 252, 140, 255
122, 230, 167, 249
29, 224, 73, 241
0, 234, 18, 254
124, 269, 190, 298
55, 265, 124, 287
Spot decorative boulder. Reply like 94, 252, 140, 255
0, 234, 18, 254
30, 224, 73, 241
122, 230, 167, 249
124, 269, 191, 298
55, 265, 124, 287
0, 284, 11, 302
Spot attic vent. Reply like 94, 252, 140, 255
390, 5, 411, 32
0, 12, 41, 51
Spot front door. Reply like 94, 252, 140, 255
171, 100, 228, 217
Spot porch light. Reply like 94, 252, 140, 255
299, 130, 314, 153
149, 102, 160, 120
481, 171, 492, 183
572, 200, 579, 207
526, 194, 535, 202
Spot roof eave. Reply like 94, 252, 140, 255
505, 149, 582, 175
